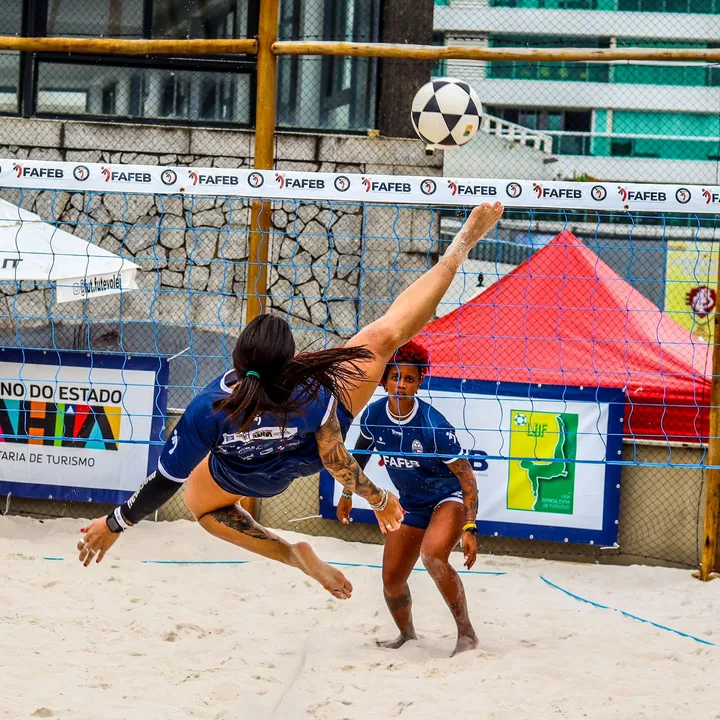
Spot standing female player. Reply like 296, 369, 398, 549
77, 202, 503, 601
336, 341, 480, 655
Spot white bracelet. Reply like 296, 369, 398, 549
114, 506, 131, 530
369, 488, 389, 512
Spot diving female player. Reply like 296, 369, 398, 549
77, 202, 504, 602
336, 341, 479, 654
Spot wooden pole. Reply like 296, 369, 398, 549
246, 0, 279, 324
0, 36, 257, 55
240, 0, 280, 520
1, 36, 720, 64
698, 252, 720, 581
273, 40, 720, 64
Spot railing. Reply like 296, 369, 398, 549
480, 113, 554, 153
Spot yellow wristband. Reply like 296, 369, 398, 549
462, 522, 477, 533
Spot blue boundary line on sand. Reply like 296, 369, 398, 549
540, 575, 716, 648
43, 557, 506, 574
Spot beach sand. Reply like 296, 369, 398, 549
1, 515, 718, 720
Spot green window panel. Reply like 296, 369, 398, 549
615, 39, 712, 86
618, 0, 720, 11
613, 111, 720, 137
487, 35, 609, 83
489, 0, 614, 8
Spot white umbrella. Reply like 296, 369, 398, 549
0, 198, 139, 303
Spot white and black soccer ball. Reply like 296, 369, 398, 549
411, 78, 482, 148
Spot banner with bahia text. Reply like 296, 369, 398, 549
0, 348, 168, 505
319, 379, 624, 546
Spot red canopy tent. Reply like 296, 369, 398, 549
421, 231, 711, 443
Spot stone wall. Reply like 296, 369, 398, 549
0, 117, 443, 400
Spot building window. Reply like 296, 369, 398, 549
615, 39, 711, 86
151, 0, 247, 39
487, 106, 593, 155
36, 62, 252, 124
0, 1, 22, 116
277, 0, 380, 132
46, 0, 145, 38
489, 0, 609, 8
618, 0, 720, 10
487, 36, 610, 83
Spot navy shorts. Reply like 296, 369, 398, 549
402, 491, 465, 530
210, 400, 354, 498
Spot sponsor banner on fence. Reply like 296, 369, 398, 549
0, 348, 168, 504
0, 159, 717, 214
663, 240, 718, 344
319, 379, 624, 545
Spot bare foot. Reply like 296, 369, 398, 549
450, 633, 479, 657
292, 542, 353, 599
444, 202, 504, 263
376, 633, 417, 649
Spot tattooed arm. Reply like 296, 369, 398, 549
316, 406, 404, 534
448, 458, 478, 526
315, 406, 384, 505
448, 458, 479, 569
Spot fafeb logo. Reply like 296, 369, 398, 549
101, 166, 152, 183
274, 173, 324, 190
533, 183, 581, 199
13, 163, 63, 179
361, 177, 411, 193
702, 188, 720, 205
188, 170, 238, 186
447, 180, 497, 197
617, 186, 666, 203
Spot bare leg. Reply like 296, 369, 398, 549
377, 523, 424, 649
421, 502, 478, 656
344, 202, 504, 415
184, 457, 353, 599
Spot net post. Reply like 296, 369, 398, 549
242, 0, 280, 520
698, 249, 720, 581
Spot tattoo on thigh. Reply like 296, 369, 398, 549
209, 505, 277, 542
384, 587, 411, 612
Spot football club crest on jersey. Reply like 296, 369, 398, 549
412, 439, 423, 453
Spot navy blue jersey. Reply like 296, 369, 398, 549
159, 370, 340, 498
359, 396, 462, 509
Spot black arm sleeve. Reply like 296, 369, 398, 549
119, 467, 184, 525
351, 434, 375, 472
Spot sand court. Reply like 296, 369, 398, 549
1, 515, 719, 720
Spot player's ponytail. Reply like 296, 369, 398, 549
213, 314, 373, 431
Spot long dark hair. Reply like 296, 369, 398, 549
213, 314, 373, 431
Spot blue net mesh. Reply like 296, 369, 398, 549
0, 182, 714, 563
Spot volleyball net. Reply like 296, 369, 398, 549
0, 159, 717, 565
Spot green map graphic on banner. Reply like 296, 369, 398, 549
507, 410, 578, 514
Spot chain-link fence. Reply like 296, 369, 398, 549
1, 0, 718, 185
0, 0, 717, 569
0, 171, 714, 568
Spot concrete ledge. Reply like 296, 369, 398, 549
64, 122, 191, 155
0, 117, 63, 149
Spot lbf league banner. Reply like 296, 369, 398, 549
0, 348, 168, 504
319, 378, 624, 546
664, 240, 717, 344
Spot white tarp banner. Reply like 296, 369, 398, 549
0, 158, 717, 214
0, 197, 138, 303
0, 349, 167, 504
320, 382, 624, 546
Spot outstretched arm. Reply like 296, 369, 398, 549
317, 406, 404, 534
316, 407, 383, 504
336, 434, 375, 524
